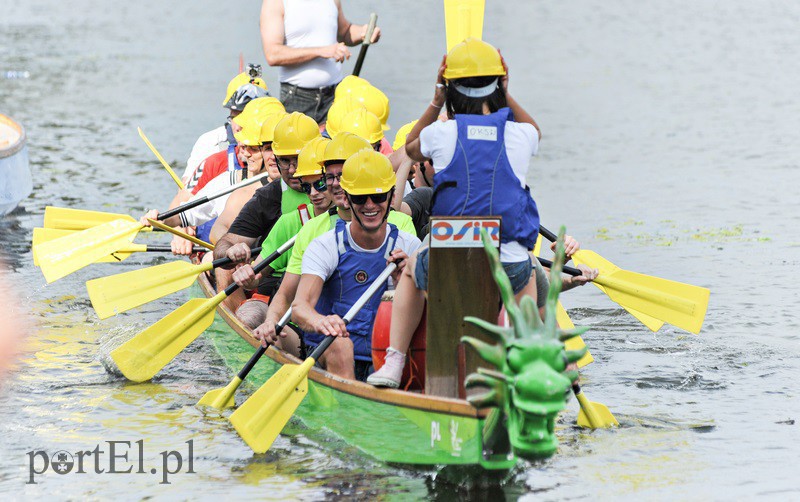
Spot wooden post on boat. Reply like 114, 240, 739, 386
425, 217, 501, 398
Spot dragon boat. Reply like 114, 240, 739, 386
195, 218, 586, 471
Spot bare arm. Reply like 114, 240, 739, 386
213, 232, 258, 263
498, 54, 541, 139
335, 0, 381, 46
210, 188, 249, 244
389, 147, 414, 211
292, 275, 348, 337
261, 0, 351, 66
254, 272, 300, 345
406, 56, 448, 162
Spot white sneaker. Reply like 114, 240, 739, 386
367, 348, 406, 388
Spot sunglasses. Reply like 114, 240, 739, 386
348, 192, 390, 205
300, 178, 328, 195
276, 156, 298, 169
324, 172, 342, 184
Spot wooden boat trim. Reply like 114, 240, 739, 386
0, 114, 26, 158
197, 271, 488, 418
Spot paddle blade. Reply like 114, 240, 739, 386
87, 260, 211, 319
44, 206, 141, 231
197, 376, 241, 410
34, 220, 142, 283
33, 228, 146, 266
110, 293, 224, 382
557, 302, 594, 368
230, 359, 313, 453
576, 393, 619, 429
444, 0, 485, 51
572, 250, 665, 332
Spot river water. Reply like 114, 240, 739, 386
1, 0, 798, 499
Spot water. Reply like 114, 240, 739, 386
1, 0, 798, 498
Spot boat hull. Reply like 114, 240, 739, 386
0, 114, 32, 216
192, 278, 516, 471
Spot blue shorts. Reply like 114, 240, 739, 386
413, 247, 532, 295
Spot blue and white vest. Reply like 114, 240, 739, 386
431, 107, 540, 249
304, 219, 399, 362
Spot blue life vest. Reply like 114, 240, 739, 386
304, 219, 399, 362
431, 107, 540, 249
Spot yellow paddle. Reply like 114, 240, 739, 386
444, 0, 485, 51
230, 261, 397, 453
138, 127, 185, 189
198, 308, 293, 409
111, 238, 294, 382
32, 228, 203, 266
573, 383, 618, 429
146, 219, 214, 250
539, 226, 709, 334
44, 206, 150, 231
34, 219, 144, 283
539, 227, 664, 332
35, 174, 267, 283
87, 245, 262, 319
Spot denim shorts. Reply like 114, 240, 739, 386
413, 247, 532, 295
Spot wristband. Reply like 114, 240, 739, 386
430, 101, 443, 109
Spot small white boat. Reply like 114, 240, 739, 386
0, 114, 32, 216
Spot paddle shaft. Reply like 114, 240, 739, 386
237, 308, 293, 380
158, 172, 270, 220
211, 246, 262, 270
307, 261, 398, 361
222, 237, 296, 297
537, 257, 583, 277
144, 245, 205, 254
352, 13, 378, 76
138, 127, 185, 190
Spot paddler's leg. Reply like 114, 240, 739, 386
367, 247, 426, 388
317, 337, 356, 380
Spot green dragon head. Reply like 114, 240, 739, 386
461, 227, 588, 460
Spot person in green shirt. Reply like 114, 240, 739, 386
233, 136, 333, 328
240, 132, 415, 356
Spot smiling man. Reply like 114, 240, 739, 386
291, 150, 421, 381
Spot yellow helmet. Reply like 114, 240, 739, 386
295, 137, 331, 178
340, 149, 396, 195
339, 108, 384, 144
272, 112, 321, 156
322, 132, 371, 164
334, 75, 371, 102
349, 85, 391, 130
391, 120, 419, 151
324, 97, 366, 138
443, 38, 505, 80
223, 72, 268, 107
259, 111, 287, 144
233, 114, 264, 146
234, 97, 284, 121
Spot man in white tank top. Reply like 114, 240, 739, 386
260, 0, 381, 123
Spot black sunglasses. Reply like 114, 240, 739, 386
348, 192, 390, 205
300, 178, 328, 195
324, 172, 342, 183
